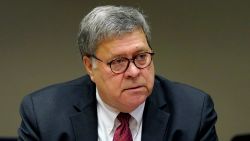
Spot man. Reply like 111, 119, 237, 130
18, 5, 218, 141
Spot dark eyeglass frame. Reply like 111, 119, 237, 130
89, 52, 154, 74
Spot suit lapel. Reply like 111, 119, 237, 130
141, 80, 170, 141
70, 78, 98, 141
70, 103, 98, 141
141, 101, 170, 141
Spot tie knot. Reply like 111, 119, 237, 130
117, 113, 131, 123
113, 113, 133, 141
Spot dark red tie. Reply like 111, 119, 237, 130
113, 113, 133, 141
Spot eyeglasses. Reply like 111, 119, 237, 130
90, 52, 154, 74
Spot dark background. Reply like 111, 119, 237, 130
0, 0, 249, 140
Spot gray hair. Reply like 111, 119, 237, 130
77, 5, 151, 58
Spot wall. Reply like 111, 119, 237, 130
0, 0, 249, 140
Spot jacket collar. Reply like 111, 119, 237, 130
70, 76, 98, 141
141, 78, 170, 141
69, 75, 170, 141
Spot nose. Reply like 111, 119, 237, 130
124, 61, 140, 78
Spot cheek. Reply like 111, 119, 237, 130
109, 75, 124, 89
144, 64, 155, 89
92, 65, 113, 81
95, 71, 123, 92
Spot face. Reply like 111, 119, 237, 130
83, 29, 155, 113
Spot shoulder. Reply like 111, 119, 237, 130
153, 75, 214, 112
26, 75, 93, 100
20, 75, 95, 113
150, 76, 218, 140
18, 75, 96, 140
154, 75, 209, 100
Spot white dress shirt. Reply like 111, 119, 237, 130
96, 88, 145, 141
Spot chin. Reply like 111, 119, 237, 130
129, 95, 147, 106
118, 95, 147, 112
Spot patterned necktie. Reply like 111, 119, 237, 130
113, 113, 133, 141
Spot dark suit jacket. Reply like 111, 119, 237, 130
18, 75, 218, 141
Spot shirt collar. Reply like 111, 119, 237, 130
130, 101, 145, 124
96, 89, 118, 134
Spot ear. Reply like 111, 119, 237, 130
82, 56, 95, 82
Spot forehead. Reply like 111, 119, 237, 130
96, 29, 150, 57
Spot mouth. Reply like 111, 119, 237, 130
123, 85, 145, 91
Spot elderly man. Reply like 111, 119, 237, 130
18, 5, 218, 141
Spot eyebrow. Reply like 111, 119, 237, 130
108, 49, 152, 61
104, 44, 151, 59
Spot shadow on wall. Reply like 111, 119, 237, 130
0, 138, 17, 141
231, 134, 250, 141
